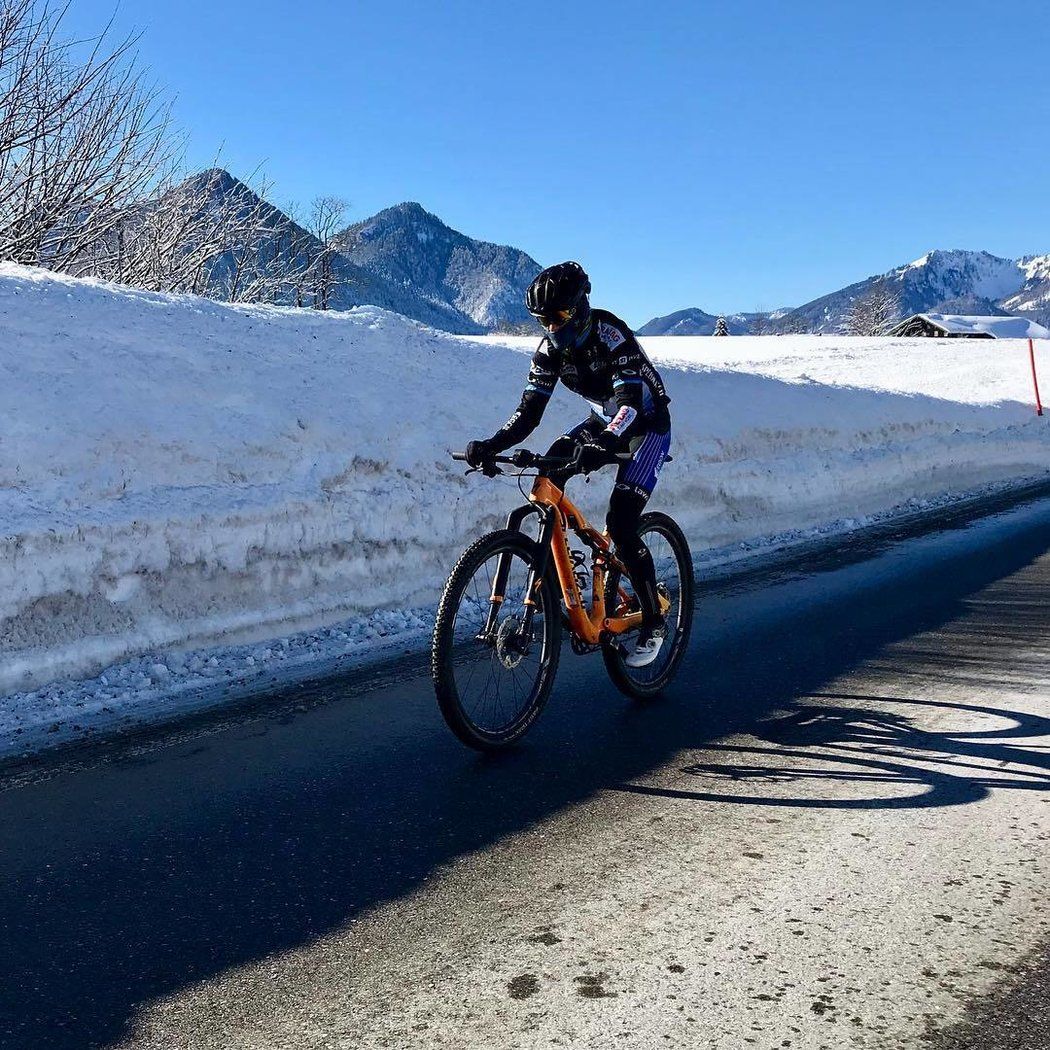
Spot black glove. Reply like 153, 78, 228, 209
465, 439, 490, 467
465, 439, 501, 476
576, 441, 615, 474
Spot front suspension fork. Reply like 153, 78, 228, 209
481, 504, 552, 639
519, 508, 556, 638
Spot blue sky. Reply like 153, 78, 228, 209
66, 0, 1050, 326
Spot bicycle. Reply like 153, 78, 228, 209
432, 446, 695, 750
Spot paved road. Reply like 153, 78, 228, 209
1, 498, 1049, 1050
929, 944, 1050, 1050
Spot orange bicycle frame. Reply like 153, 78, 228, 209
525, 476, 663, 645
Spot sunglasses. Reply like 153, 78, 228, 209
533, 306, 576, 331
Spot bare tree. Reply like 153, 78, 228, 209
214, 174, 307, 304
749, 313, 771, 335
283, 200, 321, 308
89, 168, 238, 293
0, 6, 356, 313
845, 282, 902, 336
89, 167, 318, 306
307, 194, 349, 310
0, 1, 173, 271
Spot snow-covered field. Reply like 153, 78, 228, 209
1, 262, 1049, 755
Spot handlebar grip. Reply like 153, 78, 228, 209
451, 452, 468, 461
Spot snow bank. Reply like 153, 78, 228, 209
1, 263, 1048, 710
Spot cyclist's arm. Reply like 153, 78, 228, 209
598, 327, 650, 451
595, 369, 646, 452
486, 346, 557, 453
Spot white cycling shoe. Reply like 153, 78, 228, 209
625, 621, 667, 668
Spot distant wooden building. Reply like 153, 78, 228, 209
888, 313, 1050, 339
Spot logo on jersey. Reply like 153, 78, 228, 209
615, 481, 650, 498
607, 405, 637, 435
598, 321, 626, 351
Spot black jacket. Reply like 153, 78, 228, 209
488, 309, 671, 453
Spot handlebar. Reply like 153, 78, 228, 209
451, 446, 633, 472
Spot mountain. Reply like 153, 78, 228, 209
164, 171, 480, 332
643, 249, 1050, 336
150, 177, 1050, 339
334, 202, 542, 331
776, 249, 1050, 334
638, 307, 720, 336
1002, 255, 1050, 317
922, 296, 1011, 317
638, 306, 791, 336
159, 172, 545, 333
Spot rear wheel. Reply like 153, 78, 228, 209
602, 511, 694, 699
432, 530, 561, 750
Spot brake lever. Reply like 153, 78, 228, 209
510, 448, 537, 469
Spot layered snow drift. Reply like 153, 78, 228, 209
1, 263, 1049, 705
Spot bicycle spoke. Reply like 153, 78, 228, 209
606, 522, 689, 686
446, 545, 548, 737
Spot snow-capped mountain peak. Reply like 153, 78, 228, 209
1018, 253, 1050, 282
1003, 254, 1050, 314
138, 174, 544, 334
888, 249, 1023, 303
334, 203, 541, 331
766, 248, 1048, 333
644, 248, 1050, 335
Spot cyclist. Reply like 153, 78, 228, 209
466, 261, 673, 668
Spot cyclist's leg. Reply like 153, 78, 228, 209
607, 428, 672, 626
542, 415, 603, 487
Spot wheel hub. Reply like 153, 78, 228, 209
495, 616, 527, 669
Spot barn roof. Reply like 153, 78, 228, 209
892, 313, 1050, 339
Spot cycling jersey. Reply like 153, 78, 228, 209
489, 309, 671, 452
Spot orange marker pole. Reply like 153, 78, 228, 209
1029, 338, 1044, 416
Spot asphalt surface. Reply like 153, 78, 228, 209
1, 496, 1049, 1049
929, 944, 1050, 1050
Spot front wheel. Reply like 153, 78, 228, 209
432, 530, 562, 750
602, 511, 694, 699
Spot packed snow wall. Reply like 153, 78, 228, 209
1, 262, 1048, 692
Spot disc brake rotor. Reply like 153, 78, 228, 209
495, 615, 527, 669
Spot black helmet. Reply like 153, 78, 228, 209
526, 261, 592, 350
